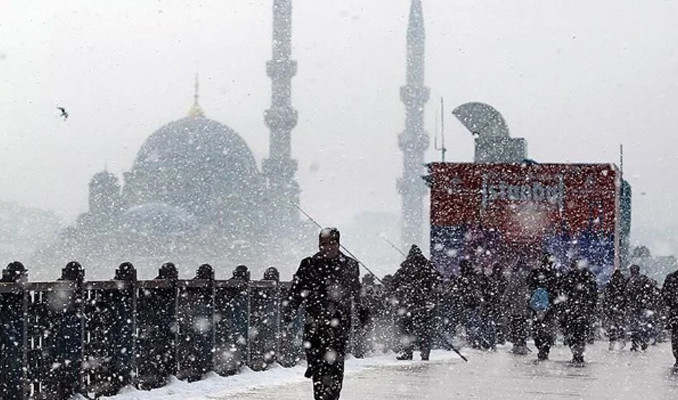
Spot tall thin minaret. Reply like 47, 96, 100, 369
398, 0, 430, 248
263, 0, 300, 230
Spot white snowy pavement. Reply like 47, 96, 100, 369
215, 341, 678, 400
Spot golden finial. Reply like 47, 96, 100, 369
188, 73, 205, 118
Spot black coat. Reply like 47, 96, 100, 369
286, 252, 362, 347
391, 251, 441, 317
560, 268, 598, 323
625, 273, 656, 313
662, 270, 678, 330
603, 271, 627, 317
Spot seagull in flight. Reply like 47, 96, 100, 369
57, 107, 68, 120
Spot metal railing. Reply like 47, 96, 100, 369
0, 262, 307, 400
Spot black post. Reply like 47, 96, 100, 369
112, 262, 138, 391
55, 261, 85, 399
177, 264, 215, 381
137, 262, 179, 389
0, 261, 28, 400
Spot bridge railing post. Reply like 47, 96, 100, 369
0, 262, 29, 400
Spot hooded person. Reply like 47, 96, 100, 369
390, 244, 442, 360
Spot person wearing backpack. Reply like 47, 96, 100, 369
528, 253, 559, 361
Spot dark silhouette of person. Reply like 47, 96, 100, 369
503, 260, 531, 355
661, 266, 678, 369
391, 245, 441, 360
454, 259, 484, 349
283, 227, 364, 400
625, 264, 655, 352
603, 269, 628, 350
528, 253, 559, 361
560, 260, 598, 364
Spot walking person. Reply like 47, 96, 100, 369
603, 269, 628, 350
391, 245, 441, 360
560, 260, 598, 364
528, 253, 559, 361
503, 260, 531, 355
283, 227, 365, 400
625, 264, 655, 352
455, 260, 484, 349
661, 266, 678, 369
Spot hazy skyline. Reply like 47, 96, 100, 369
2, 0, 678, 257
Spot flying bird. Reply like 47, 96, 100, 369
57, 107, 68, 120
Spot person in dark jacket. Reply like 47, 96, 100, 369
488, 264, 508, 345
284, 227, 364, 400
454, 259, 484, 349
661, 267, 678, 369
503, 260, 531, 355
528, 253, 559, 361
603, 269, 628, 350
625, 264, 655, 352
391, 245, 441, 360
560, 260, 598, 364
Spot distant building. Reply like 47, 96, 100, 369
35, 0, 309, 279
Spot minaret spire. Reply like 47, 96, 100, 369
398, 0, 430, 248
263, 0, 299, 230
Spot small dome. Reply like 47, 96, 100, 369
121, 203, 197, 237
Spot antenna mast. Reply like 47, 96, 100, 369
434, 97, 447, 161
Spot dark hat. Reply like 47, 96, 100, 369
408, 244, 423, 258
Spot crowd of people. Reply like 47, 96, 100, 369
354, 248, 678, 370
192, 229, 678, 400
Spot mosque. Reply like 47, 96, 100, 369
35, 0, 431, 279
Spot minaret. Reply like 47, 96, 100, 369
398, 0, 430, 248
263, 0, 300, 231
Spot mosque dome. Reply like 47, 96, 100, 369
123, 109, 266, 228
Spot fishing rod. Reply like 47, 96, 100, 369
379, 234, 406, 257
290, 202, 384, 285
292, 203, 469, 362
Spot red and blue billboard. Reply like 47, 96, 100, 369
429, 162, 620, 283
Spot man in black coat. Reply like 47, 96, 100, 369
625, 264, 655, 352
661, 267, 678, 369
454, 259, 484, 349
560, 260, 598, 364
603, 269, 628, 350
284, 227, 363, 400
528, 253, 559, 361
391, 245, 441, 360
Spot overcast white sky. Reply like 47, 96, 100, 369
1, 0, 678, 254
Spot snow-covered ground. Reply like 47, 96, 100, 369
102, 341, 678, 400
